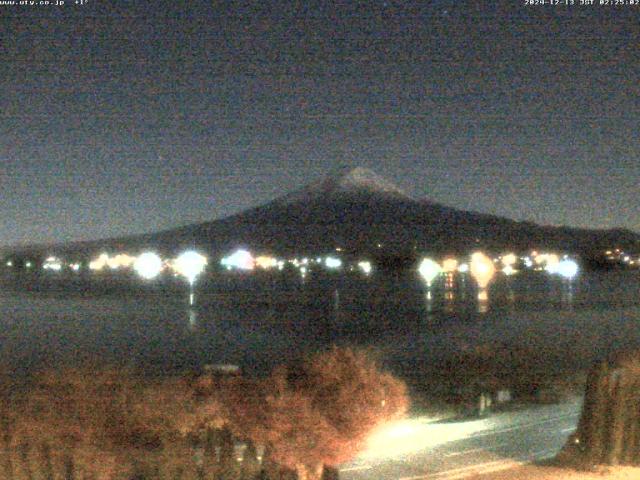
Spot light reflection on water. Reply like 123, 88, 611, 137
0, 269, 638, 377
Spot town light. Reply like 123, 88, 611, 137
418, 258, 441, 299
174, 251, 208, 306
89, 253, 109, 271
221, 249, 254, 271
442, 258, 459, 273
107, 253, 135, 270
470, 252, 496, 290
357, 260, 372, 275
502, 265, 517, 276
43, 256, 63, 271
470, 252, 496, 311
134, 252, 163, 280
501, 253, 517, 267
325, 256, 342, 269
174, 251, 208, 285
556, 259, 579, 280
255, 255, 278, 269
540, 253, 560, 273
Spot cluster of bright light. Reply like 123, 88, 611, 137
357, 260, 372, 275
133, 252, 163, 280
221, 249, 255, 271
69, 263, 81, 272
469, 252, 496, 289
6, 260, 13, 267
554, 259, 579, 279
324, 256, 342, 269
502, 264, 516, 276
89, 252, 140, 271
458, 263, 469, 273
255, 255, 278, 269
605, 248, 639, 267
535, 253, 560, 273
501, 253, 517, 267
43, 256, 62, 271
418, 258, 441, 286
173, 250, 208, 284
89, 253, 108, 271
290, 257, 310, 267
442, 258, 458, 273
108, 253, 135, 270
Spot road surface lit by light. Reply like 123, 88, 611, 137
360, 417, 491, 460
341, 400, 582, 480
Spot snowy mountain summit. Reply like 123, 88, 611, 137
276, 167, 412, 205
333, 167, 409, 197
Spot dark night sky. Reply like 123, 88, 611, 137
1, 1, 638, 246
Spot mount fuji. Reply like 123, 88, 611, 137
8, 167, 640, 261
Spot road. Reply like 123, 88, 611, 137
340, 398, 582, 480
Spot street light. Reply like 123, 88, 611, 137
134, 252, 163, 280
418, 258, 441, 306
174, 250, 208, 306
470, 252, 496, 312
556, 259, 579, 280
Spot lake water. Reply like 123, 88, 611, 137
1, 269, 639, 385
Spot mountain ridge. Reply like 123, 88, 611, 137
2, 168, 639, 260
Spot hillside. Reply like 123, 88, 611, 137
4, 167, 639, 260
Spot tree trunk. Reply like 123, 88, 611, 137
569, 353, 640, 466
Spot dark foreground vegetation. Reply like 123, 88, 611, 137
0, 347, 408, 480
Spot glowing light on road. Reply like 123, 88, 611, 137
325, 256, 342, 269
221, 249, 254, 271
70, 263, 81, 272
134, 252, 163, 280
418, 258, 441, 287
458, 263, 469, 273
